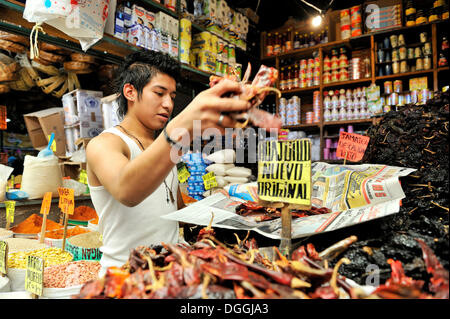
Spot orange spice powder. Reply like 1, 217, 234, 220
71, 206, 98, 221
11, 214, 63, 234
45, 225, 91, 239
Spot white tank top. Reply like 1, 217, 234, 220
88, 127, 179, 276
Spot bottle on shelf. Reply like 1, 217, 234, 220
281, 32, 286, 54
294, 32, 300, 50
266, 33, 273, 57
293, 64, 299, 89
323, 27, 329, 43
274, 32, 281, 55
285, 28, 293, 52
287, 66, 293, 90
280, 67, 286, 91
309, 31, 316, 47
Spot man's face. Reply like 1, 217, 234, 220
132, 72, 177, 130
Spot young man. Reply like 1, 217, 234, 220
86, 51, 250, 275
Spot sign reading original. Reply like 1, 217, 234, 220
257, 139, 311, 206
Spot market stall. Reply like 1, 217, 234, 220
0, 0, 448, 301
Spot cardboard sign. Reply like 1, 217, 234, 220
0, 240, 7, 276
4, 200, 15, 223
58, 187, 75, 215
202, 172, 218, 190
40, 192, 52, 215
336, 132, 370, 162
25, 255, 44, 296
257, 139, 311, 206
177, 163, 190, 184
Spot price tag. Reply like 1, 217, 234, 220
48, 135, 56, 152
0, 240, 8, 276
257, 139, 312, 206
25, 255, 44, 297
58, 187, 75, 215
40, 192, 52, 215
202, 172, 218, 190
78, 169, 88, 185
336, 132, 370, 162
177, 163, 190, 183
4, 200, 15, 223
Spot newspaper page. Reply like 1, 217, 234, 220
163, 163, 416, 240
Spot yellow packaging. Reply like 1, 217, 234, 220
179, 39, 191, 64
180, 18, 192, 41
210, 34, 218, 55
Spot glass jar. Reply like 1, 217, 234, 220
416, 57, 424, 70
392, 49, 399, 61
390, 34, 398, 48
392, 61, 400, 74
400, 60, 408, 73
399, 46, 407, 60
423, 56, 431, 69
398, 34, 405, 46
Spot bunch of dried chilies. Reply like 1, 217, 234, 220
74, 221, 448, 299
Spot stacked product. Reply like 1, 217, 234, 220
192, 31, 217, 73
205, 149, 252, 191
349, 50, 371, 80
279, 96, 300, 126
279, 54, 319, 91
350, 5, 362, 37
323, 87, 370, 123
340, 8, 351, 39
183, 152, 208, 201
404, 0, 448, 26
323, 48, 349, 84
113, 3, 179, 59
179, 18, 192, 64
381, 76, 433, 111
376, 32, 432, 77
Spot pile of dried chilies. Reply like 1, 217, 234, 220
74, 222, 448, 299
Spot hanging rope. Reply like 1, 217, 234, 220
29, 22, 46, 60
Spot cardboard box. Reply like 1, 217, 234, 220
62, 89, 104, 139
59, 161, 86, 180
23, 108, 66, 157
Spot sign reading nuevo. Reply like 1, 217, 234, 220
257, 139, 311, 206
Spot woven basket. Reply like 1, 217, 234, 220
0, 31, 29, 47
32, 60, 59, 75
70, 53, 96, 64
39, 50, 65, 63
0, 39, 26, 53
0, 61, 18, 82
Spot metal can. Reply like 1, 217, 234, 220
384, 81, 393, 94
323, 71, 331, 84
400, 60, 408, 73
331, 70, 340, 82
410, 90, 418, 104
416, 58, 423, 70
394, 80, 402, 93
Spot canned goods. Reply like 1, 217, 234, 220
410, 90, 418, 104
323, 71, 331, 84
384, 81, 393, 94
300, 59, 307, 69
400, 60, 408, 73
331, 70, 339, 82
324, 56, 331, 71
389, 93, 399, 105
394, 80, 402, 93
314, 57, 320, 68
416, 58, 423, 70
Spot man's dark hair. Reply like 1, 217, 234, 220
114, 50, 181, 118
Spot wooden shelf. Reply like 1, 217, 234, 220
375, 69, 434, 80
323, 119, 374, 126
282, 124, 320, 130
438, 66, 450, 72
280, 85, 320, 94
323, 78, 372, 89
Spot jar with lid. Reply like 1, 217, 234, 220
398, 34, 406, 46
331, 105, 339, 122
339, 90, 346, 108
331, 92, 339, 108
331, 50, 339, 69
415, 10, 428, 24
323, 71, 331, 84
392, 61, 400, 74
339, 47, 349, 68
405, 0, 416, 16
324, 91, 331, 109
331, 69, 340, 82
353, 96, 360, 110
266, 33, 274, 56
339, 105, 347, 121
339, 68, 349, 81
324, 55, 331, 71
416, 57, 424, 70
324, 108, 332, 122
428, 7, 439, 22
346, 89, 353, 99
423, 56, 431, 69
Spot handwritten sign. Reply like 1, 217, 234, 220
25, 255, 44, 296
4, 200, 15, 224
40, 192, 52, 215
0, 240, 7, 276
177, 163, 190, 184
58, 187, 74, 215
202, 172, 218, 190
336, 132, 370, 162
257, 139, 311, 206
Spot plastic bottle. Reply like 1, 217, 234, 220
280, 67, 286, 91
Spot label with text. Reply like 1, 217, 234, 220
336, 132, 370, 162
5, 200, 15, 223
58, 187, 75, 215
177, 163, 191, 183
0, 240, 8, 275
257, 139, 311, 205
25, 255, 44, 296
202, 172, 218, 190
